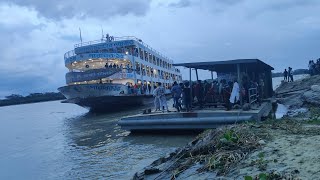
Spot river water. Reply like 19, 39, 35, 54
0, 101, 194, 179
0, 76, 307, 179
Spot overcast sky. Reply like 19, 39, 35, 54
0, 0, 319, 97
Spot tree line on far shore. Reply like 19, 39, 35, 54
272, 68, 308, 78
0, 92, 66, 107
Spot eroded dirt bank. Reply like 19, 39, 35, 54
133, 75, 320, 180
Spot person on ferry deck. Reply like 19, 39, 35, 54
171, 81, 182, 112
112, 63, 116, 68
154, 82, 169, 112
133, 84, 138, 94
148, 84, 151, 94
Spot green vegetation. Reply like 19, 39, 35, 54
0, 92, 65, 106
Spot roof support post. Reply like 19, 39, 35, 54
195, 68, 199, 81
211, 71, 214, 80
189, 67, 193, 110
237, 64, 243, 106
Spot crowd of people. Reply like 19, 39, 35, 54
153, 81, 192, 113
308, 59, 320, 76
126, 83, 153, 95
153, 77, 264, 112
105, 63, 133, 72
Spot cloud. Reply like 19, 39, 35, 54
168, 0, 243, 11
168, 0, 192, 8
1, 0, 320, 97
0, 0, 151, 20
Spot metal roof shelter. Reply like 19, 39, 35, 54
174, 59, 274, 106
173, 59, 274, 72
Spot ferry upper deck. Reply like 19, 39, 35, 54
63, 36, 182, 88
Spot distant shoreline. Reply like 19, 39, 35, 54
272, 68, 308, 77
0, 92, 66, 107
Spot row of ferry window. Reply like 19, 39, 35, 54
134, 62, 182, 81
89, 46, 181, 73
72, 60, 182, 81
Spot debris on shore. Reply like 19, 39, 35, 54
133, 75, 320, 179
133, 119, 320, 179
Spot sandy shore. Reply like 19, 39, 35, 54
133, 120, 320, 179
227, 121, 320, 179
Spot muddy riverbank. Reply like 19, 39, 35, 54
133, 75, 320, 179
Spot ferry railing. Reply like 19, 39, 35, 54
64, 50, 75, 60
248, 87, 258, 105
73, 36, 174, 66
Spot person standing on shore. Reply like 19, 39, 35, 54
287, 67, 291, 82
154, 82, 169, 113
288, 67, 294, 82
283, 69, 288, 81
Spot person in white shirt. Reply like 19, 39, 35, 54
154, 82, 169, 112
229, 80, 240, 105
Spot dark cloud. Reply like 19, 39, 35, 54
169, 0, 192, 8
0, 0, 151, 20
1, 0, 320, 97
168, 0, 242, 9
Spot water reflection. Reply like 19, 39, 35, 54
62, 106, 195, 179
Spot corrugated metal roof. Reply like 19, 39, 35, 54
173, 59, 274, 71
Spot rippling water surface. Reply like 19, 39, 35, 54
0, 101, 194, 179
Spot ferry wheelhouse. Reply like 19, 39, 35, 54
58, 35, 182, 111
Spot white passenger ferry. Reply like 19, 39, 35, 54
58, 35, 182, 112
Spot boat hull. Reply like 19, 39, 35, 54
62, 95, 155, 112
58, 83, 167, 112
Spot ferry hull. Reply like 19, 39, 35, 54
62, 95, 155, 112
58, 84, 158, 112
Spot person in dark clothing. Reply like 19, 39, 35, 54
183, 82, 192, 112
222, 80, 232, 110
242, 75, 249, 103
171, 81, 182, 112
148, 84, 151, 93
287, 67, 291, 82
195, 80, 203, 108
203, 80, 210, 96
283, 69, 288, 81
